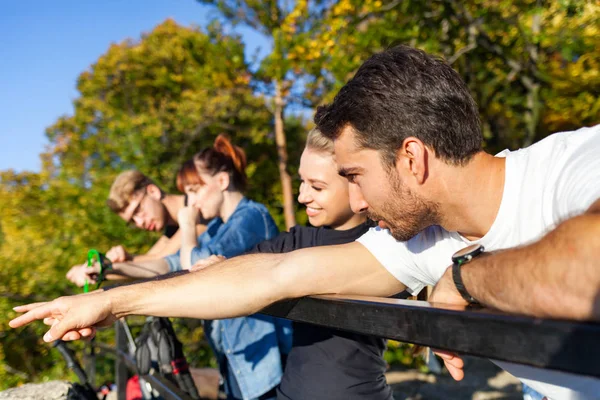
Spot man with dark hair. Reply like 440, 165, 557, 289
12, 46, 600, 399
315, 45, 483, 170
312, 45, 600, 398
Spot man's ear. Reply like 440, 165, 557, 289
396, 137, 428, 184
146, 184, 162, 200
216, 172, 231, 191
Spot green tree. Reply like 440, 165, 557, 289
46, 19, 273, 189
0, 19, 293, 388
293, 0, 600, 152
198, 0, 325, 229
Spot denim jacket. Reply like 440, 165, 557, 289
164, 198, 292, 399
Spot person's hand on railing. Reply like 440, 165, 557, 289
66, 263, 101, 287
10, 291, 116, 342
428, 265, 469, 308
431, 349, 465, 381
105, 245, 132, 263
190, 255, 226, 272
429, 266, 468, 381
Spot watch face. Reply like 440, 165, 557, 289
452, 243, 484, 262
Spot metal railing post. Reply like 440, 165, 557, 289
115, 321, 128, 400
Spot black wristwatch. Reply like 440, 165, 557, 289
451, 244, 485, 305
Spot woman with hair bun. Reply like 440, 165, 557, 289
172, 134, 254, 269
171, 134, 291, 400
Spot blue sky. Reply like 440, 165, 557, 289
0, 0, 270, 172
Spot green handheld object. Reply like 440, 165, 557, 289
84, 249, 102, 294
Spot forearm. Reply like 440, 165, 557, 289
108, 242, 403, 320
144, 236, 170, 256
9, 242, 405, 340
281, 243, 406, 298
133, 234, 186, 262
110, 253, 287, 320
107, 259, 170, 280
131, 253, 163, 262
463, 212, 600, 320
179, 220, 198, 270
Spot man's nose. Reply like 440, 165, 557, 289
349, 184, 369, 214
132, 214, 145, 229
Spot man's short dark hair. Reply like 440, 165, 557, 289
315, 45, 482, 167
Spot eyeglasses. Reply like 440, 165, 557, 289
126, 189, 147, 227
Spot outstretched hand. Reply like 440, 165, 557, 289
9, 292, 116, 342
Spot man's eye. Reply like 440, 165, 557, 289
312, 186, 323, 192
346, 174, 357, 183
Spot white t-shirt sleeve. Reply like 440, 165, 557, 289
356, 227, 427, 295
551, 125, 600, 222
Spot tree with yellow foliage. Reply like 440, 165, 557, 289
0, 19, 301, 388
293, 0, 600, 152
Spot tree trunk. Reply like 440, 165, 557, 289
522, 10, 542, 147
274, 79, 296, 229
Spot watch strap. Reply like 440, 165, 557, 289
452, 260, 479, 304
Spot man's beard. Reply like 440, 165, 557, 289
367, 171, 440, 242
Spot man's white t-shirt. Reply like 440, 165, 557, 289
357, 125, 600, 400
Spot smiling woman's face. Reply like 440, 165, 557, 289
297, 147, 358, 229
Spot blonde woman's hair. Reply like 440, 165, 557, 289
305, 128, 334, 154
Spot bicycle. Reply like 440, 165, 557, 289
55, 249, 201, 400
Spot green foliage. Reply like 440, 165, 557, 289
0, 20, 304, 389
199, 0, 325, 228
384, 341, 428, 372
292, 0, 600, 151
46, 19, 273, 191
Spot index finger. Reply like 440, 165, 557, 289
9, 303, 54, 328
12, 302, 48, 313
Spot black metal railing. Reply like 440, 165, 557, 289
69, 293, 600, 400
262, 294, 600, 378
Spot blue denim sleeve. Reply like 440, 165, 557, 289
189, 245, 213, 264
189, 209, 275, 265
164, 250, 182, 272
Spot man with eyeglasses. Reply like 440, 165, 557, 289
66, 170, 206, 286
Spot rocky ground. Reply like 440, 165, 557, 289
387, 356, 523, 399
1, 357, 522, 400
0, 381, 92, 400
